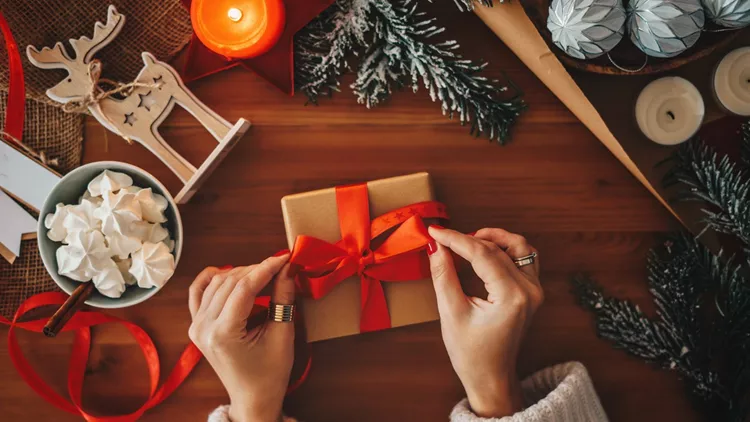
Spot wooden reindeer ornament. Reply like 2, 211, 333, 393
26, 5, 250, 203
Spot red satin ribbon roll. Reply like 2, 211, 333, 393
290, 183, 449, 333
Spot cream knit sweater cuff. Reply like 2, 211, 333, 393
208, 361, 607, 422
450, 362, 608, 422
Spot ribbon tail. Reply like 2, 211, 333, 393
359, 275, 391, 333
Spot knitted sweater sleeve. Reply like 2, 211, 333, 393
207, 362, 606, 422
451, 362, 608, 422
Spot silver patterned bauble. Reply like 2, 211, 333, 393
547, 0, 627, 59
702, 0, 750, 27
627, 0, 705, 58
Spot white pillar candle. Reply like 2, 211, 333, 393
635, 77, 705, 146
713, 47, 750, 116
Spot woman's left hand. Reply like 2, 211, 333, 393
188, 254, 295, 422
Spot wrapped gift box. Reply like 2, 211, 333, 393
281, 172, 443, 342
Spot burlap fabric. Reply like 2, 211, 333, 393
0, 0, 193, 318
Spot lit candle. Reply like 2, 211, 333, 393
713, 47, 750, 116
191, 0, 286, 59
635, 77, 705, 146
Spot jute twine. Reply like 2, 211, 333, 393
62, 60, 161, 145
0, 0, 193, 318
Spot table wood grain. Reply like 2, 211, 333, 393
0, 3, 698, 421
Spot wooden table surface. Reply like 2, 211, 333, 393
0, 3, 699, 421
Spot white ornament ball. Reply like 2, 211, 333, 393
702, 0, 750, 27
548, 0, 627, 59
628, 0, 705, 58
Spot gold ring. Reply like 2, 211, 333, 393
268, 303, 295, 322
513, 252, 537, 268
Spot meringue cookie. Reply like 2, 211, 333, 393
114, 257, 137, 286
129, 242, 175, 289
105, 232, 142, 259
87, 170, 133, 197
62, 199, 101, 243
93, 259, 127, 298
80, 190, 104, 207
132, 220, 169, 244
164, 236, 175, 253
45, 203, 73, 242
94, 190, 142, 238
122, 186, 141, 194
134, 188, 168, 223
56, 231, 111, 281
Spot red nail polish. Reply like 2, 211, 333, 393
273, 249, 290, 257
427, 241, 438, 256
467, 231, 477, 237
430, 224, 445, 230
220, 265, 233, 270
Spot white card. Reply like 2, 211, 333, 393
0, 189, 37, 263
0, 140, 60, 211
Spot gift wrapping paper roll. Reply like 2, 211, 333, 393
713, 47, 750, 116
635, 77, 704, 145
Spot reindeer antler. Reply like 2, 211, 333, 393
69, 5, 125, 64
26, 42, 73, 70
27, 5, 125, 70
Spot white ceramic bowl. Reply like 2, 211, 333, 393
37, 161, 183, 308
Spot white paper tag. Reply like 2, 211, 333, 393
0, 189, 37, 262
0, 140, 60, 211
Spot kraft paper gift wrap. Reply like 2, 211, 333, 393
281, 172, 441, 342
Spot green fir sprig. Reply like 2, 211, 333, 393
663, 138, 750, 247
452, 0, 497, 12
574, 131, 750, 421
294, 0, 525, 143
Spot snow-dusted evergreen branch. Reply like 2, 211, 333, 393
353, 0, 525, 143
573, 234, 737, 415
295, 0, 370, 103
664, 138, 750, 247
742, 121, 750, 167
453, 0, 497, 12
294, 0, 525, 143
575, 134, 750, 421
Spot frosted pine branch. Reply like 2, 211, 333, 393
295, 0, 372, 103
664, 138, 750, 247
453, 0, 497, 12
742, 121, 750, 167
575, 136, 750, 421
573, 234, 731, 409
294, 0, 525, 143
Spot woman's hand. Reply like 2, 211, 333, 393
188, 254, 295, 422
427, 227, 543, 418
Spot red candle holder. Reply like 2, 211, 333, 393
191, 0, 286, 59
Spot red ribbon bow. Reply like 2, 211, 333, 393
290, 184, 449, 333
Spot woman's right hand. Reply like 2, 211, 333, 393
427, 226, 543, 418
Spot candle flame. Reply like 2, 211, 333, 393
227, 7, 243, 22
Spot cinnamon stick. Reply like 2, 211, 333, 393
43, 283, 95, 337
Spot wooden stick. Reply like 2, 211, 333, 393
43, 283, 95, 338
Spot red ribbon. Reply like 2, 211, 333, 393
0, 9, 25, 143
290, 184, 449, 333
1, 292, 311, 421
0, 292, 202, 421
